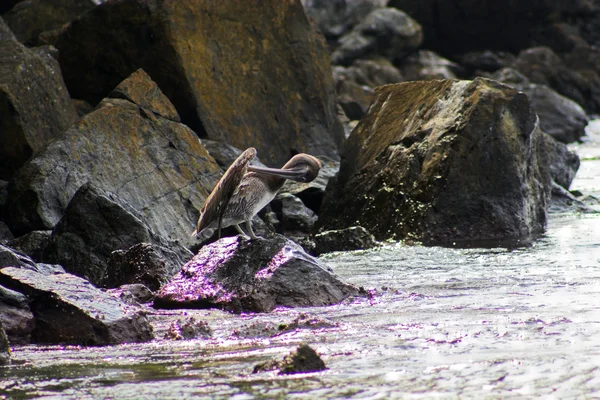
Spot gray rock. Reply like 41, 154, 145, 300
7, 230, 51, 261
106, 242, 190, 291
0, 222, 13, 243
0, 266, 154, 345
200, 139, 267, 171
540, 133, 581, 190
154, 235, 358, 313
0, 283, 34, 345
0, 320, 10, 366
491, 67, 589, 144
549, 182, 596, 214
163, 316, 211, 340
271, 193, 318, 234
0, 18, 77, 181
399, 50, 462, 81
332, 7, 423, 66
318, 78, 552, 244
107, 284, 154, 305
460, 50, 517, 74
43, 183, 192, 288
0, 243, 37, 270
313, 226, 378, 255
5, 69, 222, 244
253, 343, 326, 374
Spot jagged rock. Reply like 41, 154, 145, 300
513, 46, 600, 115
163, 316, 211, 340
108, 284, 154, 305
540, 134, 580, 190
271, 193, 318, 234
50, 0, 343, 166
490, 67, 589, 144
301, 0, 387, 40
318, 78, 552, 244
0, 243, 37, 270
7, 230, 50, 261
279, 156, 340, 214
399, 50, 462, 81
253, 343, 326, 374
3, 0, 96, 44
550, 182, 596, 214
0, 284, 34, 345
0, 266, 154, 345
0, 18, 77, 180
106, 242, 190, 291
5, 69, 221, 245
44, 183, 192, 287
154, 235, 358, 313
0, 320, 10, 366
332, 7, 423, 66
313, 226, 378, 256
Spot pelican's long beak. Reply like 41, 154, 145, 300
247, 165, 309, 180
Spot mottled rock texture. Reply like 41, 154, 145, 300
318, 78, 552, 244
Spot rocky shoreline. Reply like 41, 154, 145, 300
0, 0, 597, 360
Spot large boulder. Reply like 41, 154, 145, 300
154, 235, 358, 313
318, 78, 552, 244
48, 0, 343, 166
43, 183, 191, 287
3, 0, 97, 44
331, 7, 423, 66
5, 69, 221, 244
0, 266, 154, 345
0, 18, 77, 180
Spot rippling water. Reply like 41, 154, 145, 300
2, 127, 600, 399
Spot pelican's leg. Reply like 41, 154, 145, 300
234, 224, 250, 239
245, 220, 258, 240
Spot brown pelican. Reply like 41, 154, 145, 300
193, 149, 321, 240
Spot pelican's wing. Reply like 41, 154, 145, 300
193, 147, 257, 237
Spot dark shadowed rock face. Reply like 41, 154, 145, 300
318, 78, 552, 244
5, 69, 221, 243
155, 235, 358, 313
0, 320, 9, 365
0, 18, 77, 181
0, 283, 34, 345
50, 0, 343, 166
313, 226, 378, 256
0, 267, 154, 345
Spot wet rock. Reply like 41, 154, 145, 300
253, 343, 326, 374
108, 284, 154, 305
513, 46, 600, 114
0, 321, 10, 365
5, 69, 221, 244
44, 183, 192, 287
399, 50, 462, 81
313, 227, 378, 256
318, 78, 552, 244
163, 316, 211, 340
541, 134, 581, 190
0, 284, 34, 345
279, 156, 340, 214
490, 67, 589, 144
0, 266, 154, 345
106, 242, 190, 291
0, 18, 77, 181
301, 0, 387, 41
154, 235, 358, 313
549, 182, 595, 214
7, 230, 50, 261
51, 0, 343, 166
3, 0, 96, 44
271, 193, 318, 234
332, 7, 423, 66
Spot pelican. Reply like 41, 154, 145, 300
193, 148, 321, 240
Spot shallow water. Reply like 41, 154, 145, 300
2, 128, 600, 399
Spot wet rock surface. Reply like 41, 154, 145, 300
318, 78, 552, 244
155, 235, 359, 313
0, 266, 154, 345
0, 18, 77, 181
49, 0, 343, 166
163, 316, 211, 340
253, 343, 326, 375
5, 69, 221, 242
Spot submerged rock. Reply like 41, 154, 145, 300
0, 18, 77, 181
0, 283, 34, 345
0, 267, 154, 345
318, 78, 552, 244
154, 235, 358, 313
50, 0, 343, 166
163, 316, 211, 340
253, 343, 326, 374
5, 69, 221, 243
